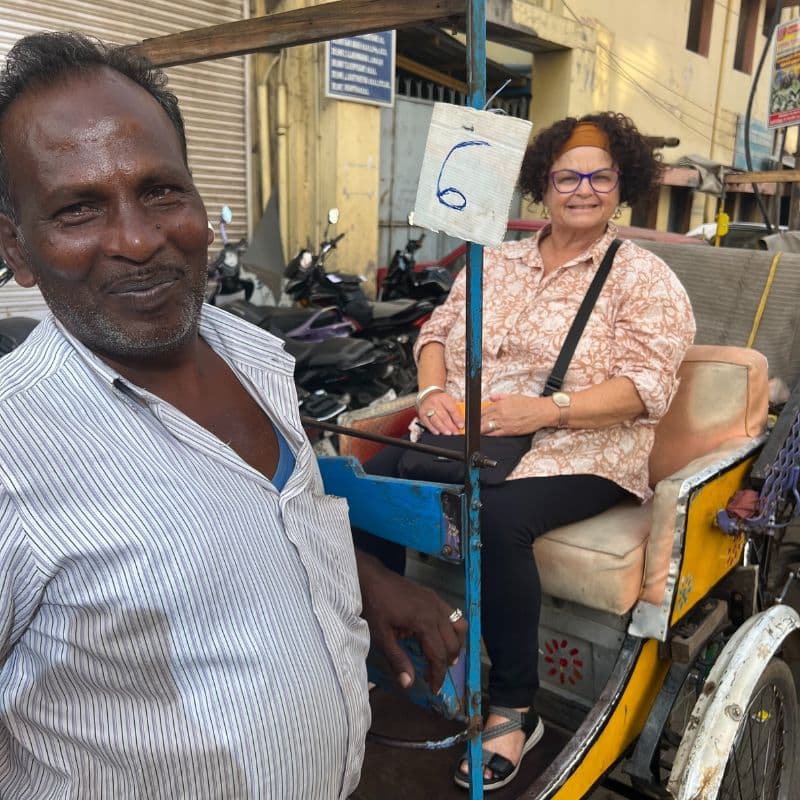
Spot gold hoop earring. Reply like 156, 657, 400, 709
541, 206, 550, 219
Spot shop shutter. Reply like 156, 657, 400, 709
0, 0, 248, 317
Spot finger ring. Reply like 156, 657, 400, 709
448, 608, 463, 624
425, 409, 436, 418
488, 420, 496, 432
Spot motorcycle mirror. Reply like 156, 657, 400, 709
299, 250, 314, 272
0, 262, 13, 287
220, 206, 233, 225
327, 208, 340, 225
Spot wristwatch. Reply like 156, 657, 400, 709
551, 392, 571, 429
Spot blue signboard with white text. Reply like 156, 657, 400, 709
325, 31, 396, 108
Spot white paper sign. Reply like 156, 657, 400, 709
413, 104, 533, 247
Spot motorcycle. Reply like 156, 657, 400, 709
378, 214, 452, 304
208, 207, 355, 342
283, 209, 433, 396
277, 330, 400, 411
206, 209, 400, 410
206, 206, 254, 306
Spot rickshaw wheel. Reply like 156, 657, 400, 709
717, 659, 798, 800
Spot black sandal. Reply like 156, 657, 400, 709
453, 705, 544, 792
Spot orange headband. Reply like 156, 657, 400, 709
556, 122, 610, 157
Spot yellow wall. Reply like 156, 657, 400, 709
539, 0, 782, 226
257, 0, 381, 285
254, 0, 786, 273
563, 0, 771, 160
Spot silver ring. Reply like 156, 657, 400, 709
448, 607, 463, 624
425, 409, 436, 418
488, 420, 496, 432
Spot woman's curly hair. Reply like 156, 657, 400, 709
517, 111, 663, 206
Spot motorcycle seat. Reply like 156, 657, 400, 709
309, 336, 375, 367
369, 299, 418, 319
279, 334, 375, 369
272, 307, 330, 330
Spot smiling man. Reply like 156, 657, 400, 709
0, 32, 463, 800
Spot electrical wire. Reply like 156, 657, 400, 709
561, 0, 721, 143
593, 50, 727, 148
595, 51, 720, 142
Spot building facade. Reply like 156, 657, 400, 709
253, 0, 797, 283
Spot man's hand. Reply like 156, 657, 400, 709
356, 550, 467, 693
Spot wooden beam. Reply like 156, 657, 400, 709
725, 169, 800, 185
660, 166, 699, 188
133, 0, 465, 68
396, 54, 467, 94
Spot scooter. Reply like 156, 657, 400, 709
283, 209, 436, 335
378, 214, 452, 304
279, 331, 400, 410
283, 209, 433, 396
206, 206, 253, 307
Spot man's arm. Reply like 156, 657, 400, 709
355, 549, 467, 693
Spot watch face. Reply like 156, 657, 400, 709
552, 392, 570, 408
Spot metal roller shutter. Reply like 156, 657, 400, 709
0, 0, 248, 317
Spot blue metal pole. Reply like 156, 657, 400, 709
465, 0, 486, 797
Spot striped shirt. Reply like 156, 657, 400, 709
0, 305, 370, 799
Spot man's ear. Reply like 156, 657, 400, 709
0, 213, 36, 288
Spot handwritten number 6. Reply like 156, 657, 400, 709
436, 140, 491, 211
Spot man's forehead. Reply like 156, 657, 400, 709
2, 67, 179, 157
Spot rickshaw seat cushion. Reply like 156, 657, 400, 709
647, 345, 768, 486
533, 499, 652, 614
337, 345, 768, 616
638, 435, 753, 606
338, 395, 416, 464
535, 344, 768, 615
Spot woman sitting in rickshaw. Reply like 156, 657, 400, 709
356, 111, 696, 792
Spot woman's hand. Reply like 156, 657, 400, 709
481, 393, 558, 436
418, 391, 463, 435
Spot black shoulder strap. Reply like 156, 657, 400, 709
542, 238, 622, 397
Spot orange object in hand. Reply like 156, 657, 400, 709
455, 401, 491, 432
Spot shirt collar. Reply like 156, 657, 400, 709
52, 304, 293, 403
528, 221, 619, 270
53, 315, 142, 396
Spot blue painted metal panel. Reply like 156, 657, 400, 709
317, 456, 464, 559
367, 639, 467, 720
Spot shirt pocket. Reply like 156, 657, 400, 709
292, 493, 363, 619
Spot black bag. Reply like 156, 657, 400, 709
397, 431, 533, 486
396, 239, 622, 486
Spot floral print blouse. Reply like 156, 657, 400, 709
413, 223, 696, 500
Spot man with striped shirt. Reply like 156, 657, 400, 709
0, 33, 463, 799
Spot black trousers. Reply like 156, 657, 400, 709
353, 444, 629, 708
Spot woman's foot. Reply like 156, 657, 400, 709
453, 705, 544, 791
